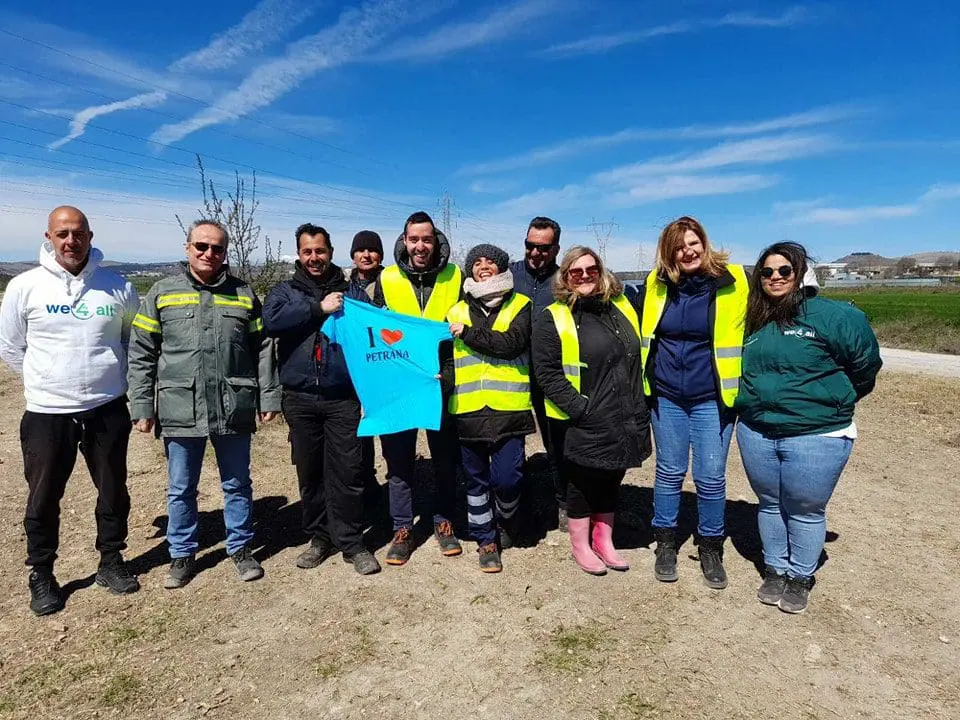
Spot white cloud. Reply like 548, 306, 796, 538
458, 105, 857, 176
151, 0, 424, 146
169, 0, 319, 73
612, 174, 778, 205
377, 0, 556, 61
594, 134, 834, 185
920, 183, 960, 202
792, 205, 919, 225
47, 91, 168, 150
542, 5, 809, 58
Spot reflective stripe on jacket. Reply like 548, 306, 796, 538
447, 293, 532, 414
127, 265, 280, 437
543, 294, 639, 420
640, 264, 748, 407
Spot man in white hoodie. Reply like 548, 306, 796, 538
0, 206, 141, 616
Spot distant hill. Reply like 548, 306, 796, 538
834, 252, 896, 266
0, 261, 182, 277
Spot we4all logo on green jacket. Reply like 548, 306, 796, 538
46, 302, 120, 320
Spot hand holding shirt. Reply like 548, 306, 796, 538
323, 298, 452, 436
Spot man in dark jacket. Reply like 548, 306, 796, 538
262, 224, 380, 576
345, 230, 385, 505
508, 216, 566, 529
375, 211, 463, 565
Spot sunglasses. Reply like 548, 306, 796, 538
525, 240, 557, 253
760, 265, 793, 279
567, 266, 599, 282
192, 241, 227, 257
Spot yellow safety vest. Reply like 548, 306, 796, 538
543, 294, 640, 420
380, 264, 462, 321
447, 293, 532, 415
639, 264, 748, 407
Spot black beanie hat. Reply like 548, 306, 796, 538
350, 230, 383, 256
464, 243, 509, 276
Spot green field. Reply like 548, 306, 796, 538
821, 286, 960, 354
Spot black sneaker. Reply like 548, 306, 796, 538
231, 546, 264, 582
653, 527, 678, 582
757, 566, 787, 606
164, 555, 196, 589
385, 528, 412, 566
95, 558, 140, 595
779, 575, 815, 614
345, 549, 381, 576
498, 524, 515, 550
28, 568, 63, 616
434, 520, 462, 557
296, 537, 336, 569
478, 543, 502, 573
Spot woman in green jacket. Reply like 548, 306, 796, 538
735, 242, 882, 614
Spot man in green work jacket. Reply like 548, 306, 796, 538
127, 220, 281, 589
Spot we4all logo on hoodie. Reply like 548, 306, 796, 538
46, 301, 120, 320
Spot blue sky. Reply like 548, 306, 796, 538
1, 0, 958, 268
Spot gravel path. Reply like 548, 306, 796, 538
880, 347, 960, 378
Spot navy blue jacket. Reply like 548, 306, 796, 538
262, 263, 355, 398
651, 273, 717, 404
509, 259, 558, 323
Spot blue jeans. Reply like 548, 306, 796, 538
650, 397, 733, 537
736, 422, 852, 579
461, 437, 524, 545
165, 434, 254, 558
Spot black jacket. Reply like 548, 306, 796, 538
262, 262, 355, 398
453, 291, 536, 443
509, 259, 558, 321
532, 295, 651, 470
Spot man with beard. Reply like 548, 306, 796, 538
373, 211, 463, 565
262, 224, 380, 575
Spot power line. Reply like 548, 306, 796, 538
587, 217, 618, 263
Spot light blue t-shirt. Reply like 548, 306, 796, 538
324, 298, 452, 436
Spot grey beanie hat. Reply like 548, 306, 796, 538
464, 243, 509, 275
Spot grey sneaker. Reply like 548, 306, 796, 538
345, 550, 381, 576
478, 543, 502, 573
164, 556, 196, 589
231, 547, 264, 582
434, 520, 462, 557
296, 537, 336, 569
757, 566, 787, 605
779, 575, 814, 614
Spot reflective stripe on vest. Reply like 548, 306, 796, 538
380, 264, 462, 321
447, 293, 532, 414
543, 294, 640, 420
639, 264, 748, 407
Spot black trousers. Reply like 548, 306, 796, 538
21, 396, 132, 568
565, 462, 625, 518
546, 416, 570, 505
283, 392, 365, 554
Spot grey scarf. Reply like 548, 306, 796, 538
463, 269, 515, 313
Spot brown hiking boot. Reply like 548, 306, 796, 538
386, 528, 413, 566
433, 520, 462, 556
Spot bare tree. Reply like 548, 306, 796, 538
894, 257, 917, 277
176, 155, 284, 296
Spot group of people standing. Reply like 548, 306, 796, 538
0, 205, 881, 618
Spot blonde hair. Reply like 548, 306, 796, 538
553, 245, 623, 307
654, 216, 728, 284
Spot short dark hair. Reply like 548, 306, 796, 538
403, 211, 436, 236
295, 223, 331, 251
527, 216, 561, 245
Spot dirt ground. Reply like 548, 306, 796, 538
0, 366, 957, 720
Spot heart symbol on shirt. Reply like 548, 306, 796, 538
380, 328, 404, 346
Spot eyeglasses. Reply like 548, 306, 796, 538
192, 242, 227, 257
760, 265, 793, 279
525, 240, 557, 253
567, 266, 599, 282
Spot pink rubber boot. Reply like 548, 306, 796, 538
568, 517, 607, 575
591, 513, 629, 571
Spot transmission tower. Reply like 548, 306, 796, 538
439, 190, 453, 238
587, 217, 618, 264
